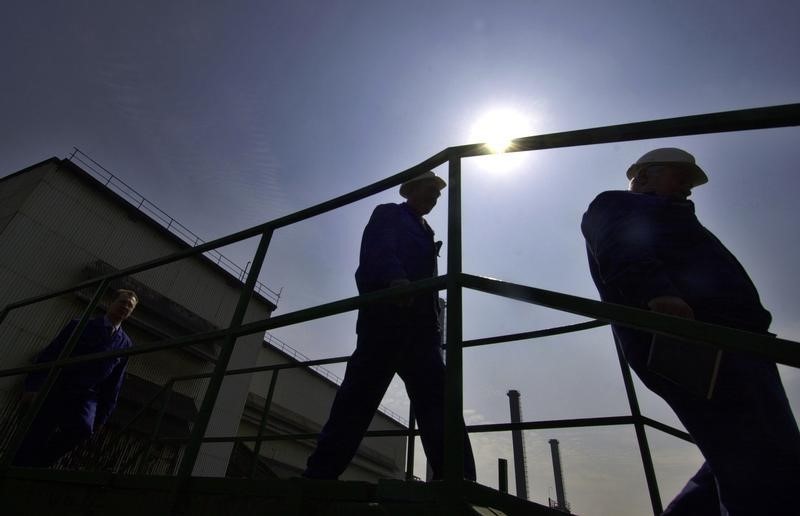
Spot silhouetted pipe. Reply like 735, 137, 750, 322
549, 439, 567, 510
498, 458, 508, 493
507, 390, 529, 500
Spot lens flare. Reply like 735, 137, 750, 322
470, 108, 531, 154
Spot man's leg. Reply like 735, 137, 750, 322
672, 355, 800, 516
12, 394, 94, 468
622, 333, 800, 515
399, 330, 476, 481
12, 406, 60, 467
304, 332, 400, 479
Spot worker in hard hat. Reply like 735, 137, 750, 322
581, 148, 800, 515
304, 170, 476, 481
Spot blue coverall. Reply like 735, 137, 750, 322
305, 202, 476, 480
582, 191, 800, 515
13, 316, 132, 467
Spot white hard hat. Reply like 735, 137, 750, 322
626, 148, 708, 187
400, 171, 447, 198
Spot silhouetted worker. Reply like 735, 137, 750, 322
581, 148, 800, 515
13, 289, 138, 467
304, 171, 476, 480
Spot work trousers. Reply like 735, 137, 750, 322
12, 391, 95, 468
617, 328, 800, 516
304, 326, 476, 480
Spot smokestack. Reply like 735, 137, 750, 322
498, 458, 508, 493
507, 390, 529, 500
549, 439, 569, 512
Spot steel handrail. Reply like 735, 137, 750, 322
1, 103, 798, 515
3, 103, 797, 319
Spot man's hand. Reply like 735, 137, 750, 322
647, 296, 695, 319
389, 279, 413, 307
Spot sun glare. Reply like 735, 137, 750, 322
469, 108, 535, 173
470, 108, 532, 154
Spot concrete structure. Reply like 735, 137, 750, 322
0, 157, 406, 481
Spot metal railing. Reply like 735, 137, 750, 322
1, 103, 799, 515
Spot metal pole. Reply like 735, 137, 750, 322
405, 405, 416, 480
614, 339, 663, 515
1, 279, 109, 469
171, 229, 273, 512
249, 369, 279, 479
444, 156, 465, 487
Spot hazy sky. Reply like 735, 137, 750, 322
2, 1, 799, 514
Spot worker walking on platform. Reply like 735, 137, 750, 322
581, 148, 800, 515
304, 171, 476, 481
13, 289, 138, 468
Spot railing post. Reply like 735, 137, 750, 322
170, 229, 273, 512
405, 405, 416, 480
614, 339, 663, 515
444, 156, 465, 490
1, 278, 110, 469
249, 369, 279, 479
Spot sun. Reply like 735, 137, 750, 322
468, 108, 535, 173
469, 108, 532, 154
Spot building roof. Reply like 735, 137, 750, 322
1, 156, 278, 311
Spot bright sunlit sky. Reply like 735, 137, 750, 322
2, 2, 799, 514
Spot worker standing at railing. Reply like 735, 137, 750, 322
582, 148, 800, 516
303, 171, 476, 481
12, 289, 138, 468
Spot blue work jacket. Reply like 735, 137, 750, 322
24, 316, 133, 427
581, 190, 771, 332
355, 202, 441, 333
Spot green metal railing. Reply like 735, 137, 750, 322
1, 103, 799, 515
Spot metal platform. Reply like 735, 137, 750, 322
1, 468, 565, 516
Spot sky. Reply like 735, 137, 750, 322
2, 1, 799, 514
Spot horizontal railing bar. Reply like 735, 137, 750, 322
0, 277, 447, 379
462, 320, 608, 348
152, 416, 636, 445
177, 321, 610, 381
641, 416, 693, 443
466, 415, 635, 433
461, 273, 800, 368
4, 272, 798, 380
155, 429, 416, 444
171, 355, 352, 382
451, 103, 800, 158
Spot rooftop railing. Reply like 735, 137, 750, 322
68, 148, 282, 305
1, 103, 799, 515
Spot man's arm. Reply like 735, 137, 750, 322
581, 192, 684, 309
23, 319, 79, 392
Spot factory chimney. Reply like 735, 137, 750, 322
506, 390, 529, 500
548, 439, 571, 513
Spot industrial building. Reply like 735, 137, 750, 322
0, 156, 406, 482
